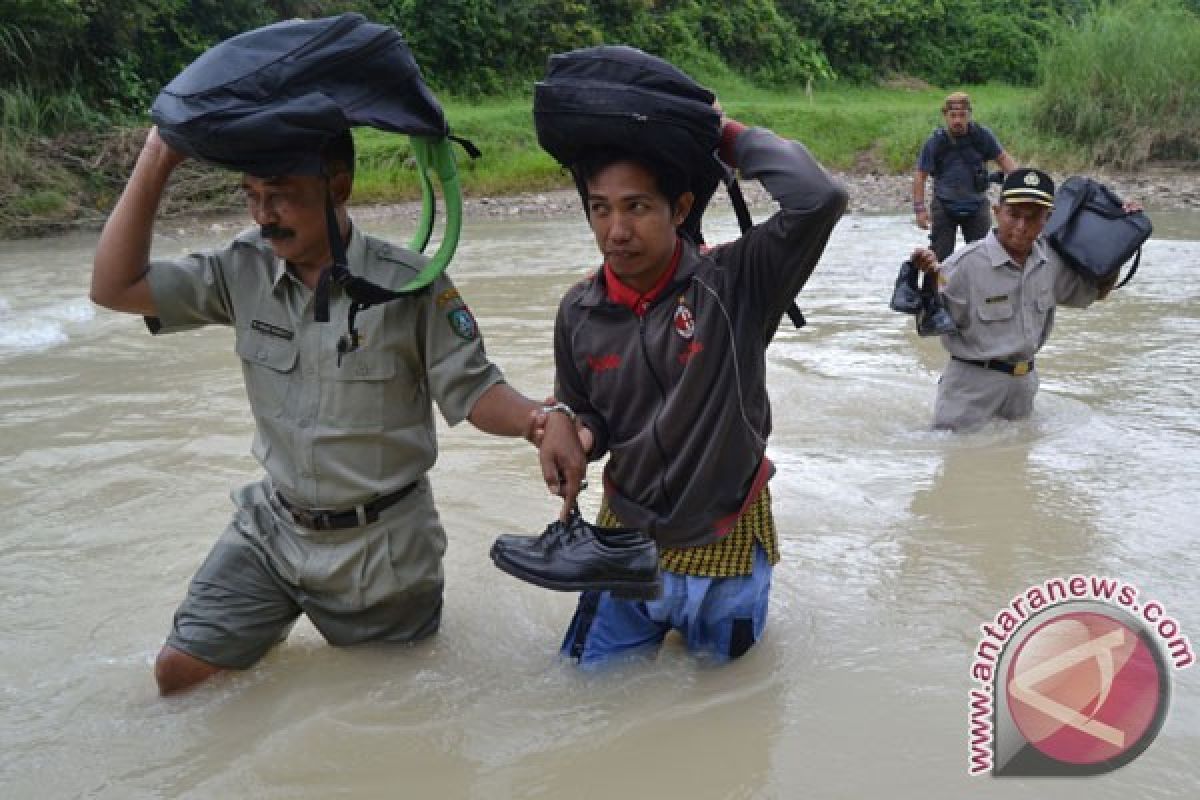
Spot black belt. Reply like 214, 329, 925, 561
952, 356, 1035, 376
276, 482, 418, 530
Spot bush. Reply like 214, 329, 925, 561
1032, 0, 1200, 166
780, 0, 1092, 85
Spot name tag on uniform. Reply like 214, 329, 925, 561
251, 320, 295, 340
984, 294, 1010, 305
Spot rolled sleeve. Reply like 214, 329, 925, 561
143, 251, 236, 333
916, 137, 937, 173
978, 126, 1004, 161
421, 276, 504, 426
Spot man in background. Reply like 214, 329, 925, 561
913, 91, 1018, 259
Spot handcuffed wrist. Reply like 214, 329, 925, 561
542, 401, 577, 423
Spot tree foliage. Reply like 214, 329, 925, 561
0, 0, 1187, 116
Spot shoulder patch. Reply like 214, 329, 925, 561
447, 307, 479, 341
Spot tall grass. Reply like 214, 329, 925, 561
1, 85, 104, 141
1, 86, 109, 231
349, 83, 1050, 203
1033, 0, 1200, 168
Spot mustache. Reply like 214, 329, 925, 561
260, 224, 296, 240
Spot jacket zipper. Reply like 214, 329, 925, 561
638, 315, 674, 508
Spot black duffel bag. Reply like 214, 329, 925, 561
151, 12, 448, 177
1044, 176, 1152, 289
534, 45, 807, 327
534, 45, 724, 245
151, 13, 480, 346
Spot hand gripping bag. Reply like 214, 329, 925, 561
1044, 176, 1153, 289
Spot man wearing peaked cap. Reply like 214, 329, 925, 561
1001, 167, 1055, 207
908, 167, 1141, 431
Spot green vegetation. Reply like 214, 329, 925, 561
349, 81, 1120, 204
1033, 0, 1200, 167
0, 0, 1094, 109
1, 0, 1197, 236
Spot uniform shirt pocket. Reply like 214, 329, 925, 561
975, 300, 1015, 323
322, 350, 398, 431
235, 327, 299, 419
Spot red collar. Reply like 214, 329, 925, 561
604, 240, 682, 317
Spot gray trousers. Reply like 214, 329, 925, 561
933, 358, 1039, 431
930, 196, 992, 261
166, 477, 445, 668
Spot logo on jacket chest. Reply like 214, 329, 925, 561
673, 297, 695, 340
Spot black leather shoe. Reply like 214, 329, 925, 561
491, 511, 661, 600
917, 292, 957, 336
889, 260, 922, 314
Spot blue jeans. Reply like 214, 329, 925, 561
560, 543, 773, 668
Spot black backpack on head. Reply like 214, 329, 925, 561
151, 13, 448, 177
150, 13, 477, 359
533, 45, 806, 327
534, 45, 724, 245
1044, 176, 1152, 289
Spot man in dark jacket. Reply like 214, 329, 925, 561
539, 108, 848, 666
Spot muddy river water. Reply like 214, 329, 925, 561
1, 207, 1197, 798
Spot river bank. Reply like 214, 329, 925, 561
8, 160, 1199, 242
343, 165, 1200, 232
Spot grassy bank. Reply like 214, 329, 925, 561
7, 82, 1047, 235
347, 82, 1078, 206
3, 1, 1197, 238
0, 79, 1179, 238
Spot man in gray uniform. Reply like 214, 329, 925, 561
911, 168, 1136, 431
91, 128, 585, 694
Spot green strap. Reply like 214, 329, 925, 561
400, 136, 463, 291
409, 143, 436, 254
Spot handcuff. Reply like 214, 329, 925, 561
541, 401, 577, 422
